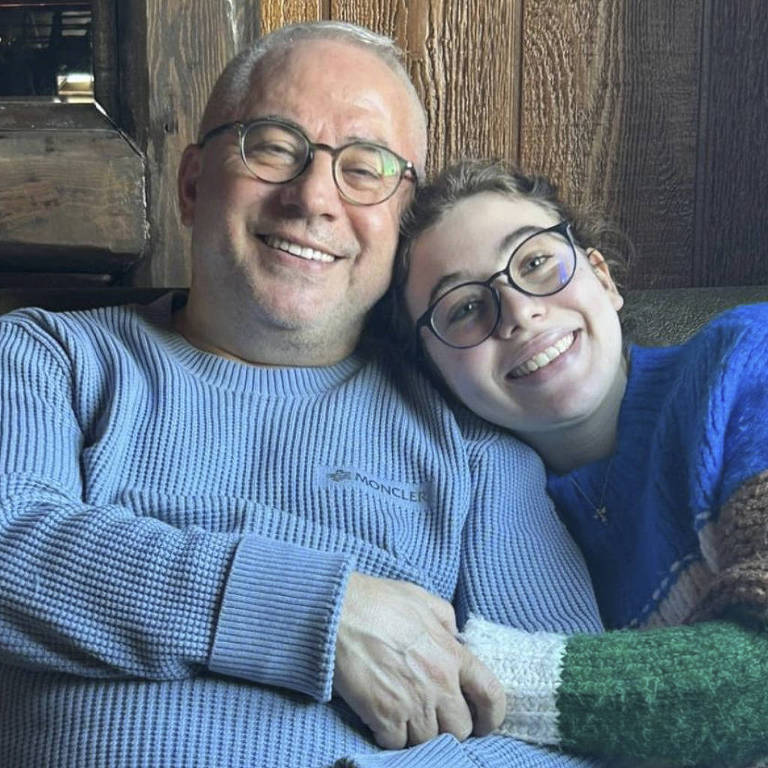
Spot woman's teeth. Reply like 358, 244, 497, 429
510, 333, 575, 378
265, 236, 335, 263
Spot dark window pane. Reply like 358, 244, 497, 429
0, 2, 93, 101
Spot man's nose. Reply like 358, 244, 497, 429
278, 150, 345, 218
493, 282, 547, 338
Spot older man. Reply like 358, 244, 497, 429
0, 21, 603, 768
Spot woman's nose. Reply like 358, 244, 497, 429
493, 282, 547, 338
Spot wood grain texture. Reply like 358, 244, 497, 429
332, 0, 521, 174
92, 0, 119, 119
260, 0, 324, 34
519, 0, 702, 288
0, 130, 146, 271
695, 0, 768, 286
128, 0, 260, 287
0, 103, 116, 131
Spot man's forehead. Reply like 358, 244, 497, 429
238, 41, 420, 152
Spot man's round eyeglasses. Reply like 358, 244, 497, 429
415, 220, 578, 349
199, 118, 418, 206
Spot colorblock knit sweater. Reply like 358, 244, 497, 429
0, 298, 605, 768
464, 304, 768, 766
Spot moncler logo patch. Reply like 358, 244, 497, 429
319, 465, 430, 505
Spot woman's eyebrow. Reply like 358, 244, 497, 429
428, 271, 471, 306
427, 225, 547, 305
497, 225, 545, 255
428, 224, 546, 306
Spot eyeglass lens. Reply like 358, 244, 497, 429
430, 229, 575, 348
241, 122, 404, 204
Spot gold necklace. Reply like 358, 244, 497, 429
569, 462, 612, 524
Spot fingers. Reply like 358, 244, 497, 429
372, 720, 408, 751
406, 707, 439, 747
435, 696, 473, 743
458, 646, 506, 735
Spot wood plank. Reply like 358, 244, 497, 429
125, 0, 261, 288
0, 287, 171, 315
0, 102, 115, 130
261, 0, 324, 33
332, 0, 521, 174
0, 273, 113, 288
519, 0, 702, 289
695, 0, 768, 286
0, 129, 146, 271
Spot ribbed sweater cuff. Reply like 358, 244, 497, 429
462, 616, 566, 746
208, 533, 353, 701
336, 734, 477, 767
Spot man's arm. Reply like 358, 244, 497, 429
0, 316, 350, 701
454, 427, 604, 635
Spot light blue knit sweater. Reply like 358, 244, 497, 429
0, 297, 603, 768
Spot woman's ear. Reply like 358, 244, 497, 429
587, 249, 624, 311
177, 144, 203, 228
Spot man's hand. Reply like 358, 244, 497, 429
333, 572, 506, 749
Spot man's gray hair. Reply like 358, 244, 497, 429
198, 20, 427, 163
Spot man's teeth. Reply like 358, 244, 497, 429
265, 236, 335, 263
510, 333, 575, 378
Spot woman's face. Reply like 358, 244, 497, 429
404, 192, 626, 441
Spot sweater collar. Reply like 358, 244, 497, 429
137, 292, 366, 396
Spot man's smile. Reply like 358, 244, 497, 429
260, 234, 340, 263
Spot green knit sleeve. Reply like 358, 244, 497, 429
463, 616, 768, 767
558, 619, 768, 766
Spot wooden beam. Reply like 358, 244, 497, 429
0, 127, 146, 271
123, 0, 260, 287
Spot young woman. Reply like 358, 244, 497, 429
393, 159, 768, 766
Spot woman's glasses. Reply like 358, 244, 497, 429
415, 221, 577, 349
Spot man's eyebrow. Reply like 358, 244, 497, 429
247, 114, 389, 147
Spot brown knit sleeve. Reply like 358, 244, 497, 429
692, 470, 768, 623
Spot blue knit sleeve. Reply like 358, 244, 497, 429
0, 316, 350, 700
454, 428, 603, 634
684, 305, 768, 515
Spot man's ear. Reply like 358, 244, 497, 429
178, 144, 203, 228
587, 249, 624, 311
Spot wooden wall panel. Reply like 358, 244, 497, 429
331, 0, 521, 174
696, 0, 768, 286
261, 1, 325, 33
127, 0, 260, 288
519, 0, 703, 289
119, 0, 768, 291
